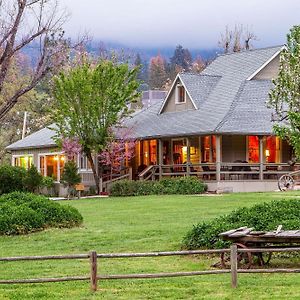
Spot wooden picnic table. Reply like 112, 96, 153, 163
218, 226, 300, 268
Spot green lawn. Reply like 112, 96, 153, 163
1, 192, 300, 299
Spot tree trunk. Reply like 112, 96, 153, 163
85, 149, 100, 194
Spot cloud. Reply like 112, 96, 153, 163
60, 0, 300, 48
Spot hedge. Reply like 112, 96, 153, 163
0, 192, 83, 235
182, 198, 300, 249
110, 177, 207, 196
0, 165, 27, 194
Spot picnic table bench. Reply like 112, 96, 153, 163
218, 226, 300, 268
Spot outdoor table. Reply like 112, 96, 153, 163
218, 226, 300, 268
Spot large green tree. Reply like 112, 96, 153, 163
52, 60, 140, 193
269, 25, 300, 158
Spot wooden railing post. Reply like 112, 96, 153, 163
259, 136, 264, 181
90, 251, 97, 291
230, 244, 238, 288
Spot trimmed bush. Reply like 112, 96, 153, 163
110, 177, 207, 196
0, 165, 26, 194
182, 198, 300, 249
0, 192, 83, 235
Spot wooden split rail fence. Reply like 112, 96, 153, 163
1, 246, 300, 291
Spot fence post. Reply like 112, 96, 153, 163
230, 244, 238, 288
89, 251, 97, 291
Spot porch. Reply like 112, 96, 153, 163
133, 135, 299, 192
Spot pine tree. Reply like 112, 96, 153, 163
170, 45, 192, 71
61, 160, 81, 199
24, 165, 43, 193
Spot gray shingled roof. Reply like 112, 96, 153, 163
6, 125, 57, 151
216, 80, 274, 134
6, 46, 283, 150
125, 45, 282, 139
178, 73, 221, 108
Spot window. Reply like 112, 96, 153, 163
266, 136, 280, 163
176, 84, 186, 103
13, 155, 33, 169
248, 136, 259, 163
201, 136, 216, 162
79, 155, 92, 171
39, 154, 65, 181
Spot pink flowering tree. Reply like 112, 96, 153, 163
99, 128, 136, 180
62, 138, 82, 160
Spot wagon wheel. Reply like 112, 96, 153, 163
278, 174, 294, 191
220, 243, 253, 269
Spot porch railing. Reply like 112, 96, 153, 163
138, 163, 300, 181
100, 167, 133, 192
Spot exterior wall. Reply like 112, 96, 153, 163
11, 147, 59, 167
252, 55, 279, 80
221, 135, 246, 162
161, 79, 195, 113
11, 147, 95, 187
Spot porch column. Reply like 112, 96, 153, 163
216, 135, 221, 182
259, 136, 264, 181
186, 138, 191, 177
158, 139, 163, 180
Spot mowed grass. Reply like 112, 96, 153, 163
1, 192, 300, 299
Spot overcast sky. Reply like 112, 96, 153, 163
61, 0, 300, 49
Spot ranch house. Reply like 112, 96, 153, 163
6, 45, 298, 194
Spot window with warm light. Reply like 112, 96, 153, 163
248, 136, 259, 163
265, 136, 278, 163
201, 136, 216, 162
13, 155, 33, 169
39, 154, 65, 181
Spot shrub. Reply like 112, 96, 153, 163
110, 177, 207, 196
182, 198, 300, 250
24, 165, 43, 192
42, 176, 55, 189
0, 165, 26, 194
0, 192, 83, 235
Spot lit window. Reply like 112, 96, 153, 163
248, 136, 259, 163
39, 154, 65, 181
13, 156, 33, 170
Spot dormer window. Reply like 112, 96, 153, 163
176, 84, 186, 103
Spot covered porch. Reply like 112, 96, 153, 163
132, 135, 299, 192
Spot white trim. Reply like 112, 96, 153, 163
38, 151, 64, 182
158, 74, 198, 114
12, 154, 34, 169
158, 74, 180, 114
175, 83, 186, 104
77, 153, 93, 173
246, 46, 286, 81
178, 74, 198, 110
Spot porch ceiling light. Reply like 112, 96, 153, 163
182, 146, 187, 153
265, 149, 270, 157
54, 156, 59, 161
